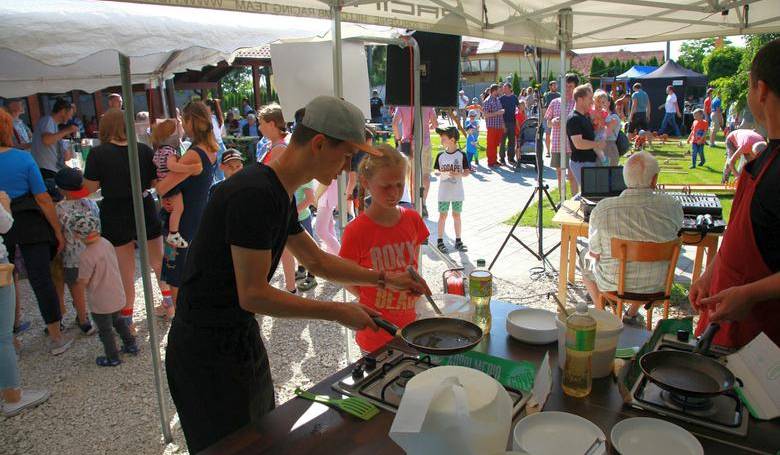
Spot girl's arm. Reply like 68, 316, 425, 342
297, 187, 315, 214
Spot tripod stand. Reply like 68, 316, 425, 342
489, 47, 561, 273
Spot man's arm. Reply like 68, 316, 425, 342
699, 272, 780, 322
570, 134, 604, 150
285, 231, 429, 294
231, 245, 379, 330
42, 125, 77, 146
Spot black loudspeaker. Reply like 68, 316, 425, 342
385, 31, 461, 107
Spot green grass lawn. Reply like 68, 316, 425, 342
507, 133, 735, 228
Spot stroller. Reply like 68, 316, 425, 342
515, 116, 539, 170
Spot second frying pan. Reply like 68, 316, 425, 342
372, 316, 483, 356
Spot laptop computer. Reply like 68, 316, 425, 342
580, 166, 626, 220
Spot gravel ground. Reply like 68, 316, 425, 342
0, 246, 697, 455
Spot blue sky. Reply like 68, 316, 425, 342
574, 35, 745, 59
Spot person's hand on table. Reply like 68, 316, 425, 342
67, 124, 79, 135
334, 303, 380, 331
386, 270, 430, 295
698, 285, 756, 322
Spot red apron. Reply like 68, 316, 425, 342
695, 143, 780, 348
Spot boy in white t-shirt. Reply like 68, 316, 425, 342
434, 126, 471, 253
69, 212, 138, 367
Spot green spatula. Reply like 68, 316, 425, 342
294, 387, 380, 421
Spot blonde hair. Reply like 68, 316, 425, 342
593, 89, 609, 103
358, 144, 408, 181
692, 108, 705, 119
99, 108, 127, 144
151, 119, 179, 148
258, 103, 286, 132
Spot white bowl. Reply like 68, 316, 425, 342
610, 417, 703, 455
513, 411, 606, 454
506, 308, 558, 344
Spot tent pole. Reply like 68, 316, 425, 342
330, 1, 353, 364
159, 77, 170, 118
118, 53, 173, 444
558, 8, 572, 204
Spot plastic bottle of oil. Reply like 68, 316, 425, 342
562, 301, 597, 397
469, 259, 492, 335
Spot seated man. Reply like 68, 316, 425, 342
580, 151, 684, 325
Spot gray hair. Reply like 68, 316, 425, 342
623, 151, 660, 188
246, 113, 256, 121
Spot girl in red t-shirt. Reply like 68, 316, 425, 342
339, 144, 429, 352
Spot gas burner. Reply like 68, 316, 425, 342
662, 391, 714, 412
389, 370, 415, 396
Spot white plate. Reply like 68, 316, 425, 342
513, 411, 606, 454
506, 308, 558, 344
610, 417, 703, 455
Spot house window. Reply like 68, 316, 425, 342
462, 59, 496, 74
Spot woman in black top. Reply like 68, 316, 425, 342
83, 109, 163, 329
155, 102, 218, 313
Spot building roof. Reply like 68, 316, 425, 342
234, 44, 272, 60
572, 50, 665, 76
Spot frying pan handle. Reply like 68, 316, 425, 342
371, 316, 400, 337
693, 322, 720, 355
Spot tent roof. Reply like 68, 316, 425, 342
0, 0, 334, 97
616, 65, 659, 80
114, 0, 780, 49
637, 59, 707, 82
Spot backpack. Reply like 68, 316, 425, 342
616, 129, 630, 156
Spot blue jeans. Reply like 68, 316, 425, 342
213, 142, 226, 183
569, 160, 598, 190
0, 281, 20, 389
659, 113, 681, 137
691, 143, 705, 167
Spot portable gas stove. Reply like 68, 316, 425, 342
333, 346, 529, 415
628, 331, 748, 436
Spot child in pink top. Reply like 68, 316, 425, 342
339, 144, 429, 352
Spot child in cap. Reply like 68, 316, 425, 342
54, 167, 98, 336
464, 110, 480, 168
208, 148, 244, 200
151, 119, 200, 249
339, 144, 429, 352
434, 126, 470, 253
69, 211, 138, 366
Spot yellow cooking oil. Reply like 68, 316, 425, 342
469, 259, 492, 335
562, 301, 597, 397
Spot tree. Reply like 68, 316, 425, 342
677, 38, 729, 74
647, 56, 660, 67
367, 45, 387, 88
511, 71, 521, 94
589, 57, 606, 77
715, 33, 780, 112
703, 45, 744, 81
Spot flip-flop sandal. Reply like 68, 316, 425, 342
96, 356, 121, 367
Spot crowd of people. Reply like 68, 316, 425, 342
0, 37, 778, 455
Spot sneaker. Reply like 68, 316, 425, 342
166, 232, 189, 249
498, 158, 507, 166
49, 334, 74, 356
121, 344, 140, 356
96, 356, 122, 367
297, 276, 318, 292
437, 241, 449, 253
622, 313, 645, 327
1, 389, 51, 417
295, 269, 307, 281
77, 320, 97, 336
12, 320, 31, 335
689, 165, 696, 169
455, 240, 468, 252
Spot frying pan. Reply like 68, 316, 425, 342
639, 323, 737, 398
372, 316, 483, 356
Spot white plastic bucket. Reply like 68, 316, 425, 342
556, 307, 623, 378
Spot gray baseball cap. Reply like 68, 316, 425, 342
301, 96, 382, 156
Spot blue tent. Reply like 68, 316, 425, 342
615, 65, 657, 80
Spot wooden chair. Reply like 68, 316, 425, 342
598, 238, 682, 330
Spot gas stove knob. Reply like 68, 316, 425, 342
364, 356, 377, 371
351, 364, 364, 379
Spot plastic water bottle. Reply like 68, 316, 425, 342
469, 259, 492, 335
562, 301, 597, 397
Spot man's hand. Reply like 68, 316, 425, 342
689, 269, 714, 313
386, 270, 430, 295
55, 231, 65, 254
595, 140, 607, 150
551, 117, 560, 126
334, 304, 380, 331
67, 124, 79, 135
699, 285, 755, 323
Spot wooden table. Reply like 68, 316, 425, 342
552, 199, 722, 305
204, 300, 779, 454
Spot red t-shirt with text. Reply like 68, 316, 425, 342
339, 207, 429, 352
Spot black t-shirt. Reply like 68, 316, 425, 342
499, 94, 519, 124
83, 142, 157, 198
177, 163, 304, 327
370, 96, 384, 119
744, 139, 780, 272
566, 110, 598, 162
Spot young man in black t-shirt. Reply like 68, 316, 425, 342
566, 84, 605, 194
165, 96, 429, 453
369, 90, 384, 124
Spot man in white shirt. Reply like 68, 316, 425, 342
6, 100, 32, 150
458, 89, 469, 123
580, 151, 684, 325
658, 85, 682, 137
